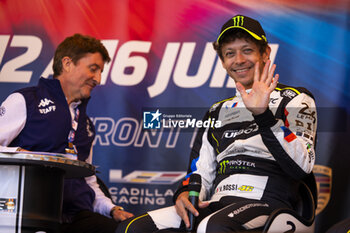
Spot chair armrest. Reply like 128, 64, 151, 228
263, 208, 315, 233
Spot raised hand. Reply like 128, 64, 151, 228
235, 60, 279, 115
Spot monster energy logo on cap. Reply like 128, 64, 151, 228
217, 15, 267, 43
232, 15, 244, 27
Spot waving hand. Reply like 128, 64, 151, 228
235, 60, 279, 115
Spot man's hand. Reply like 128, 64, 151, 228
175, 191, 209, 228
236, 60, 279, 115
111, 208, 134, 222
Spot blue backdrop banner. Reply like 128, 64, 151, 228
0, 1, 349, 232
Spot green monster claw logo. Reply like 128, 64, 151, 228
219, 160, 229, 174
218, 159, 254, 174
232, 15, 244, 27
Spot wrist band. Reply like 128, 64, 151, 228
110, 206, 124, 217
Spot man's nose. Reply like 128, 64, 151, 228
235, 51, 246, 64
93, 71, 102, 85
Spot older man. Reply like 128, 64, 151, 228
0, 34, 133, 233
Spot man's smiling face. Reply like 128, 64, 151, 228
221, 37, 269, 89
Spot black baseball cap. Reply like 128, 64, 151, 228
217, 15, 267, 44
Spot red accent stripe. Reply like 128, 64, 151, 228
182, 177, 190, 186
285, 133, 297, 142
284, 109, 290, 127
319, 188, 330, 193
316, 177, 331, 182
161, 173, 181, 177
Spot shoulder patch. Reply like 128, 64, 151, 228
275, 84, 314, 100
209, 97, 235, 113
209, 102, 221, 112
281, 89, 298, 99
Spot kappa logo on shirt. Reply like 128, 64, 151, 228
38, 98, 54, 107
38, 98, 56, 114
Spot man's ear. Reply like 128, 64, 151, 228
61, 56, 72, 73
263, 45, 271, 63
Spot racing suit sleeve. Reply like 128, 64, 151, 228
253, 92, 317, 180
173, 111, 217, 202
0, 93, 26, 152
85, 148, 118, 217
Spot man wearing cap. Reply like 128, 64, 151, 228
116, 15, 317, 233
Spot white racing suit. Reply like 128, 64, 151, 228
117, 83, 317, 233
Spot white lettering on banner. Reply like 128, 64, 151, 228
100, 40, 119, 85
93, 117, 116, 146
0, 35, 279, 97
147, 42, 180, 97
111, 117, 138, 147
0, 35, 10, 65
134, 120, 163, 148
113, 195, 166, 205
0, 35, 42, 83
110, 40, 151, 86
269, 44, 279, 67
92, 117, 185, 148
189, 127, 198, 148
41, 58, 53, 78
210, 56, 230, 87
173, 42, 216, 88
165, 127, 181, 148
109, 187, 173, 206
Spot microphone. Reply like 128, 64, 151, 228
187, 173, 202, 232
